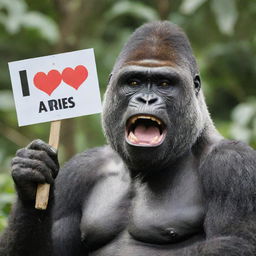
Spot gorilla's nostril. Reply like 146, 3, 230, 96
148, 98, 158, 105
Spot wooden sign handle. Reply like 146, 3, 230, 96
35, 120, 61, 210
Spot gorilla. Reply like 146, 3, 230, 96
1, 21, 256, 256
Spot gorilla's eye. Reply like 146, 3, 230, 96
158, 80, 172, 87
159, 80, 170, 87
128, 79, 140, 86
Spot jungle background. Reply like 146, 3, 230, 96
0, 0, 255, 231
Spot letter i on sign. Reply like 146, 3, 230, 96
8, 49, 102, 210
19, 70, 30, 96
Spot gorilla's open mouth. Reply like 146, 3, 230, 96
126, 115, 166, 147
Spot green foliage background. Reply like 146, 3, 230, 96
0, 0, 255, 231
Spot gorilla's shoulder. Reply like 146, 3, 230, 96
56, 145, 123, 188
199, 139, 256, 191
207, 139, 255, 160
54, 146, 124, 211
201, 139, 256, 169
64, 145, 120, 169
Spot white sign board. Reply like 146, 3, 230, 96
8, 49, 102, 126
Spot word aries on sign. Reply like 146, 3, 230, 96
38, 97, 75, 113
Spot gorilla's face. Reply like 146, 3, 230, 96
102, 21, 204, 173
102, 61, 203, 171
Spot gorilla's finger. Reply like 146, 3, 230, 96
12, 165, 46, 185
27, 139, 58, 159
11, 158, 54, 184
15, 149, 59, 177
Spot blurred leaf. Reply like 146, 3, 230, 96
0, 193, 15, 205
0, 0, 59, 43
0, 173, 15, 231
0, 216, 8, 230
211, 0, 238, 35
105, 1, 158, 22
0, 173, 14, 193
180, 0, 207, 14
22, 12, 59, 43
230, 125, 251, 143
230, 99, 256, 144
0, 0, 26, 13
0, 0, 26, 33
0, 90, 15, 110
231, 101, 256, 126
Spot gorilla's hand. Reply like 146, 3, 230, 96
11, 139, 59, 203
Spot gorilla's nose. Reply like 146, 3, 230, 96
134, 93, 161, 105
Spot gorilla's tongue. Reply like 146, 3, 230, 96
134, 124, 161, 144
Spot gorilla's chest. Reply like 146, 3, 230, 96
128, 169, 205, 244
80, 164, 204, 250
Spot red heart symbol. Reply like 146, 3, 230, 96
33, 70, 62, 96
62, 65, 88, 90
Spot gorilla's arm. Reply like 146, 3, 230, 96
51, 153, 90, 256
0, 199, 53, 256
0, 140, 58, 256
51, 147, 107, 256
177, 140, 256, 255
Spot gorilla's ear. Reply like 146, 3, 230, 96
194, 75, 201, 96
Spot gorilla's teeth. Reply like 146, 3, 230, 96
130, 115, 162, 126
129, 132, 138, 142
151, 136, 160, 144
155, 119, 161, 125
140, 115, 150, 119
150, 117, 161, 125
131, 117, 137, 124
